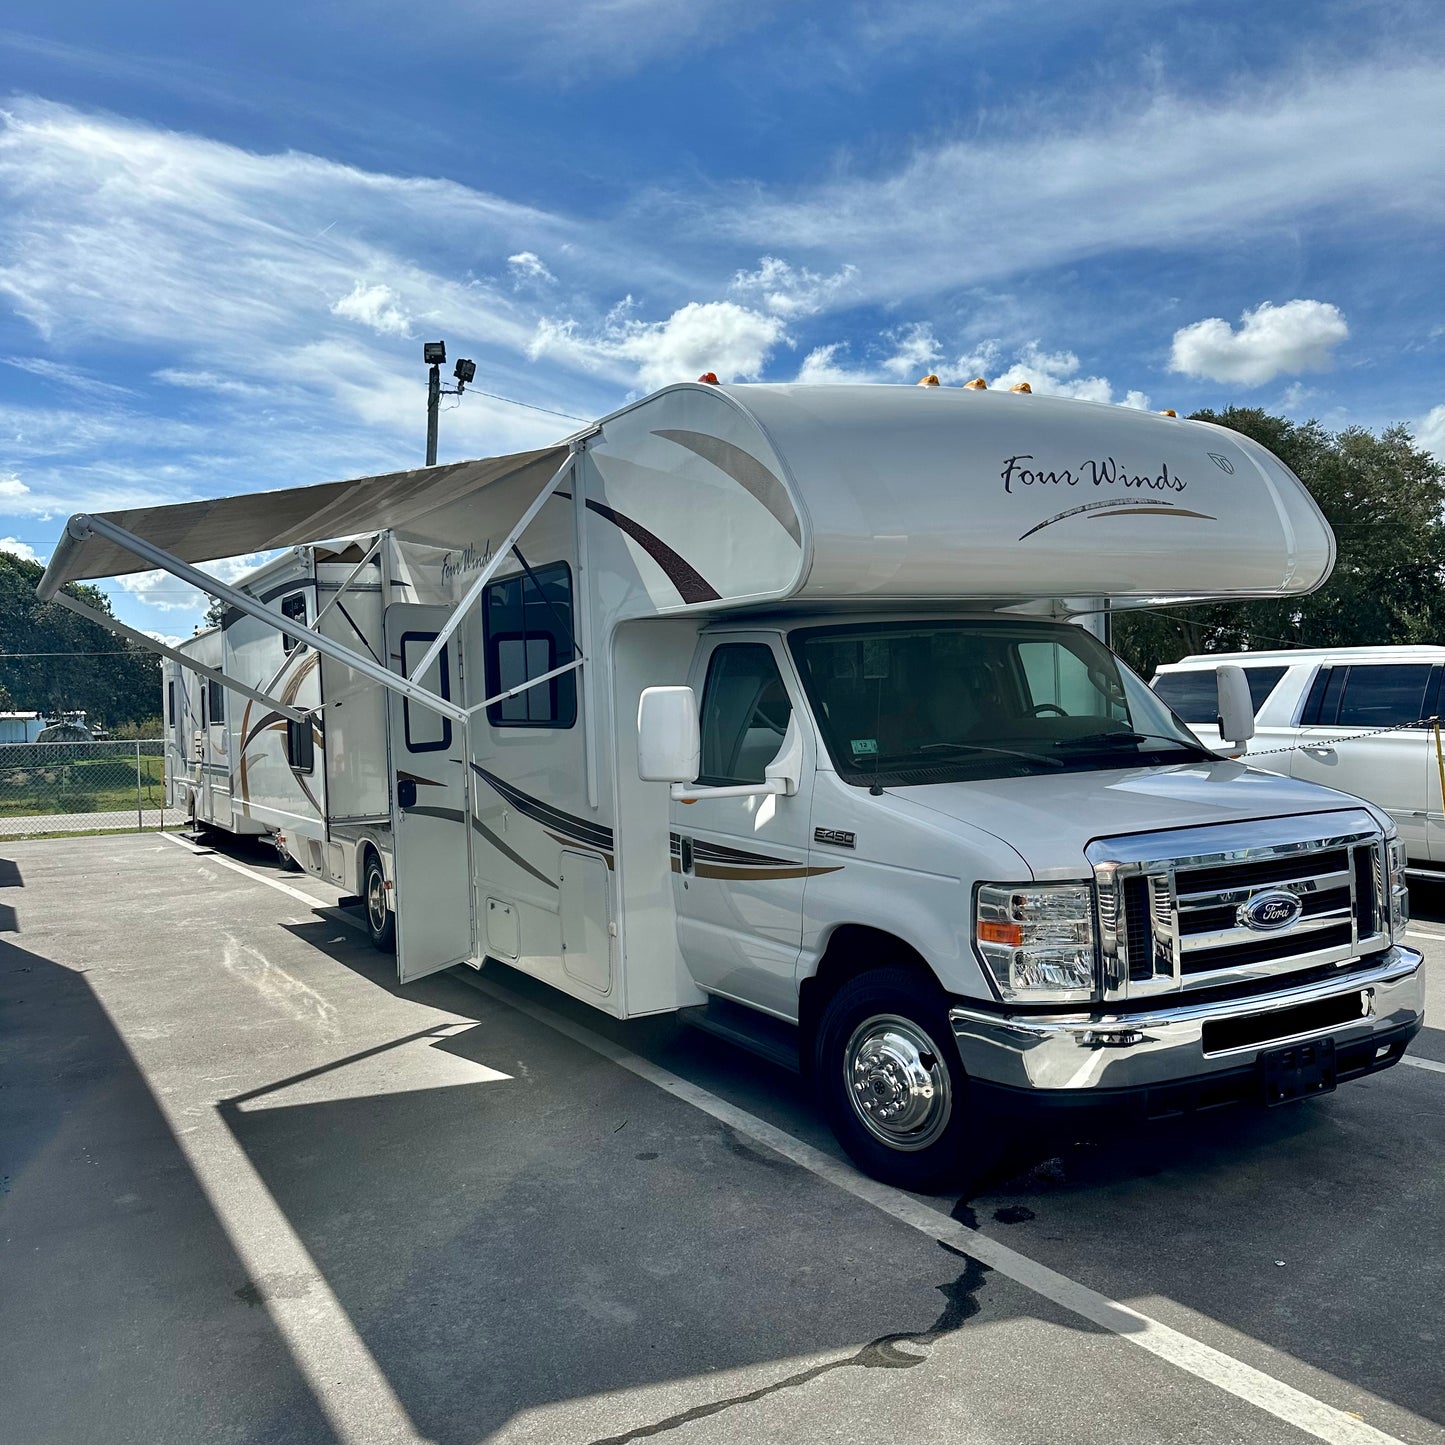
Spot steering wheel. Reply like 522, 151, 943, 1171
1024, 703, 1069, 717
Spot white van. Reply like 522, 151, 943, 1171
41, 382, 1424, 1190
1153, 647, 1445, 869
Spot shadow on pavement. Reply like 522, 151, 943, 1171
0, 930, 340, 1445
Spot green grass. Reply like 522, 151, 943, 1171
0, 754, 169, 817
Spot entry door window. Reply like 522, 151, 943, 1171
698, 645, 793, 786
399, 631, 453, 753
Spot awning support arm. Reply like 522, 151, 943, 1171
51, 593, 310, 724
50, 513, 467, 725
407, 452, 576, 685
256, 531, 388, 697
464, 658, 584, 717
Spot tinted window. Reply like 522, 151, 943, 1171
1327, 665, 1433, 729
698, 645, 793, 786
1152, 666, 1286, 722
207, 678, 225, 721
281, 592, 307, 655
166, 680, 175, 727
483, 562, 577, 728
399, 631, 452, 753
286, 716, 315, 773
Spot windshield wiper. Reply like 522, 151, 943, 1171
1052, 730, 1209, 756
914, 742, 1064, 769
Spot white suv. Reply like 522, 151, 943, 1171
1153, 646, 1445, 866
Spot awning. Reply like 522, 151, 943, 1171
37, 444, 569, 598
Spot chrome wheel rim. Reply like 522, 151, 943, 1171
844, 1014, 952, 1152
367, 867, 387, 934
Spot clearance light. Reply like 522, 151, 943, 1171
1009, 381, 1032, 393
964, 377, 987, 390
1159, 409, 1177, 417
917, 373, 941, 386
697, 372, 719, 384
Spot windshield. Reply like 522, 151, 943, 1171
789, 620, 1212, 787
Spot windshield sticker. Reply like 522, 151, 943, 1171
851, 738, 879, 756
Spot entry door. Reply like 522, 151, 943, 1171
198, 677, 214, 820
1285, 662, 1438, 861
385, 604, 472, 982
671, 637, 813, 1019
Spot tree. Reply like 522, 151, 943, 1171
0, 550, 161, 726
1113, 410, 1445, 678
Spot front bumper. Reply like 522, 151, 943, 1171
949, 945, 1423, 1104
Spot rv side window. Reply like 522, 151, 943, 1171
281, 592, 308, 655
698, 645, 793, 786
399, 631, 453, 753
167, 681, 175, 727
207, 678, 225, 722
482, 562, 577, 728
286, 716, 315, 773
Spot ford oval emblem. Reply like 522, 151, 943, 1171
1238, 890, 1302, 932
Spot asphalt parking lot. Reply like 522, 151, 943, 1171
2, 833, 1443, 1445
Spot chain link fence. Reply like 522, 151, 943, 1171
0, 740, 186, 839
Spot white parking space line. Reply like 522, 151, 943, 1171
1404, 928, 1445, 943
159, 831, 330, 908
1403, 1055, 1445, 1075
464, 972, 1411, 1445
157, 839, 1415, 1444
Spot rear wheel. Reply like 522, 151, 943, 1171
816, 965, 995, 1192
363, 852, 395, 953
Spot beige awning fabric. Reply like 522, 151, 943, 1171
38, 444, 569, 596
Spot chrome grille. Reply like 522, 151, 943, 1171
1090, 810, 1389, 1001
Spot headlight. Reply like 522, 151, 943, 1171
1386, 833, 1408, 941
975, 882, 1098, 1003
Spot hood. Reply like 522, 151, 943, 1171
884, 761, 1386, 878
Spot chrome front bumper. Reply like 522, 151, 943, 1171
950, 946, 1423, 1093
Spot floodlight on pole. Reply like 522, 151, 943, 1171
423, 341, 477, 466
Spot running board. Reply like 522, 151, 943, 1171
678, 997, 801, 1074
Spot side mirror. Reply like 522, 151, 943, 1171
638, 686, 700, 784
396, 778, 418, 810
1216, 664, 1256, 749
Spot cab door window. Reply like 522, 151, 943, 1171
698, 645, 793, 786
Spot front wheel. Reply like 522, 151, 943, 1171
363, 853, 395, 953
815, 965, 994, 1192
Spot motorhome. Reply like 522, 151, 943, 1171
40, 382, 1424, 1189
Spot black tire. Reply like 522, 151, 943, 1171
815, 965, 996, 1193
363, 852, 396, 953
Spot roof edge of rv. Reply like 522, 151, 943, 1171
36, 513, 96, 602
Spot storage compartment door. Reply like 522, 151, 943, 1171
560, 850, 612, 995
386, 604, 473, 983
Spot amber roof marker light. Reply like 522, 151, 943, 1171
964, 377, 987, 390
916, 373, 941, 387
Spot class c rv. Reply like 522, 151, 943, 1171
39, 382, 1424, 1190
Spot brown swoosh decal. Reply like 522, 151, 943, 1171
651, 429, 801, 545
693, 863, 843, 881
583, 498, 721, 604
1019, 498, 1216, 541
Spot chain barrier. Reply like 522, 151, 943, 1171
1239, 715, 1442, 757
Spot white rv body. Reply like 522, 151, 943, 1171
50, 383, 1422, 1189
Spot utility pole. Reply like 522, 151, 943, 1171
422, 341, 477, 466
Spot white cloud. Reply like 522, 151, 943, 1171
730, 256, 857, 318
1415, 405, 1445, 462
330, 281, 414, 337
507, 251, 555, 285
0, 536, 41, 562
1169, 300, 1349, 386
795, 343, 876, 384
530, 299, 786, 393
152, 368, 270, 397
145, 631, 185, 649
114, 551, 279, 613
719, 62, 1445, 303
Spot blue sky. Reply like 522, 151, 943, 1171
1, 0, 1443, 639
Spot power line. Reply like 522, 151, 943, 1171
468, 388, 590, 423
0, 650, 144, 657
